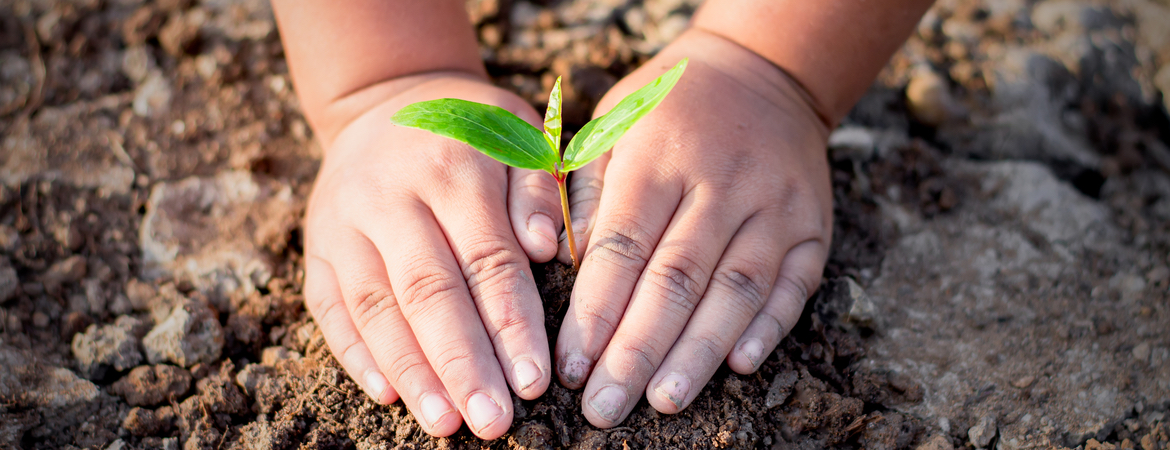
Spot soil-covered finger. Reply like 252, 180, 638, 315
365, 203, 514, 439
579, 196, 737, 427
554, 167, 678, 389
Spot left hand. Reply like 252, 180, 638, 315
550, 29, 834, 427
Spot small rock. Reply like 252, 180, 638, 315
968, 414, 997, 448
906, 66, 965, 127
259, 346, 301, 366
158, 11, 200, 57
765, 369, 799, 409
0, 225, 19, 252
234, 363, 273, 397
1146, 266, 1169, 285
124, 279, 158, 312
121, 406, 175, 436
843, 278, 877, 327
0, 344, 99, 408
828, 127, 876, 162
510, 421, 555, 450
915, 433, 953, 450
1011, 375, 1036, 389
1133, 342, 1151, 362
31, 311, 50, 327
132, 71, 172, 117
106, 438, 127, 450
0, 258, 17, 303
142, 298, 224, 367
1110, 273, 1147, 301
41, 255, 87, 292
110, 364, 192, 406
121, 45, 156, 84
72, 315, 147, 378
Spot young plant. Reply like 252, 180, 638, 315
391, 59, 688, 269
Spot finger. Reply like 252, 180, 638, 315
555, 163, 679, 389
304, 255, 399, 405
433, 182, 552, 401
325, 230, 464, 437
557, 152, 609, 265
365, 201, 514, 439
579, 194, 741, 427
509, 167, 563, 262
726, 239, 827, 374
644, 213, 786, 414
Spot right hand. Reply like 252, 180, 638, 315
300, 72, 565, 439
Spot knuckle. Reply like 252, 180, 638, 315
588, 221, 654, 267
347, 281, 397, 330
774, 274, 811, 304
713, 266, 772, 314
578, 299, 625, 340
614, 335, 659, 374
690, 333, 727, 368
459, 235, 526, 297
431, 345, 479, 381
397, 259, 463, 314
568, 176, 603, 208
384, 347, 432, 383
644, 255, 708, 317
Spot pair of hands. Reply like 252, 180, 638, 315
301, 30, 832, 440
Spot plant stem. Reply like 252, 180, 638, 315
557, 177, 579, 270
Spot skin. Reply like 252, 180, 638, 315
274, 0, 933, 437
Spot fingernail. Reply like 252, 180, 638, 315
363, 369, 389, 403
513, 360, 542, 391
527, 213, 556, 246
466, 392, 505, 432
738, 338, 764, 369
560, 352, 591, 384
419, 393, 455, 430
572, 217, 588, 237
589, 385, 628, 423
653, 373, 691, 409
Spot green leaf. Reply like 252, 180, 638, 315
561, 58, 688, 171
391, 98, 558, 172
544, 76, 562, 153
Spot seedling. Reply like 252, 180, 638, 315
391, 59, 688, 269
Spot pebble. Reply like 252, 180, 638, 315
0, 225, 19, 252
906, 66, 965, 127
41, 255, 87, 292
765, 369, 799, 409
132, 71, 172, 117
0, 344, 99, 408
968, 414, 997, 448
110, 364, 192, 406
1011, 375, 1036, 389
843, 278, 877, 327
260, 346, 301, 366
1133, 342, 1151, 362
142, 298, 224, 367
915, 433, 954, 450
71, 315, 147, 378
0, 258, 17, 303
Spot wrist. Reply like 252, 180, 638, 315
310, 70, 489, 148
653, 29, 833, 136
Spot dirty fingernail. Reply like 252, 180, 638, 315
739, 338, 763, 369
514, 359, 542, 391
363, 369, 389, 403
466, 392, 505, 432
560, 352, 591, 385
653, 373, 690, 409
589, 385, 628, 423
419, 393, 455, 430
527, 213, 556, 246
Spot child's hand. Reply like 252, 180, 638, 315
551, 29, 834, 427
301, 73, 563, 439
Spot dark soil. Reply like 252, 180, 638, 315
2, 0, 1168, 449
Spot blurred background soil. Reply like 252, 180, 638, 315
0, 0, 1168, 448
